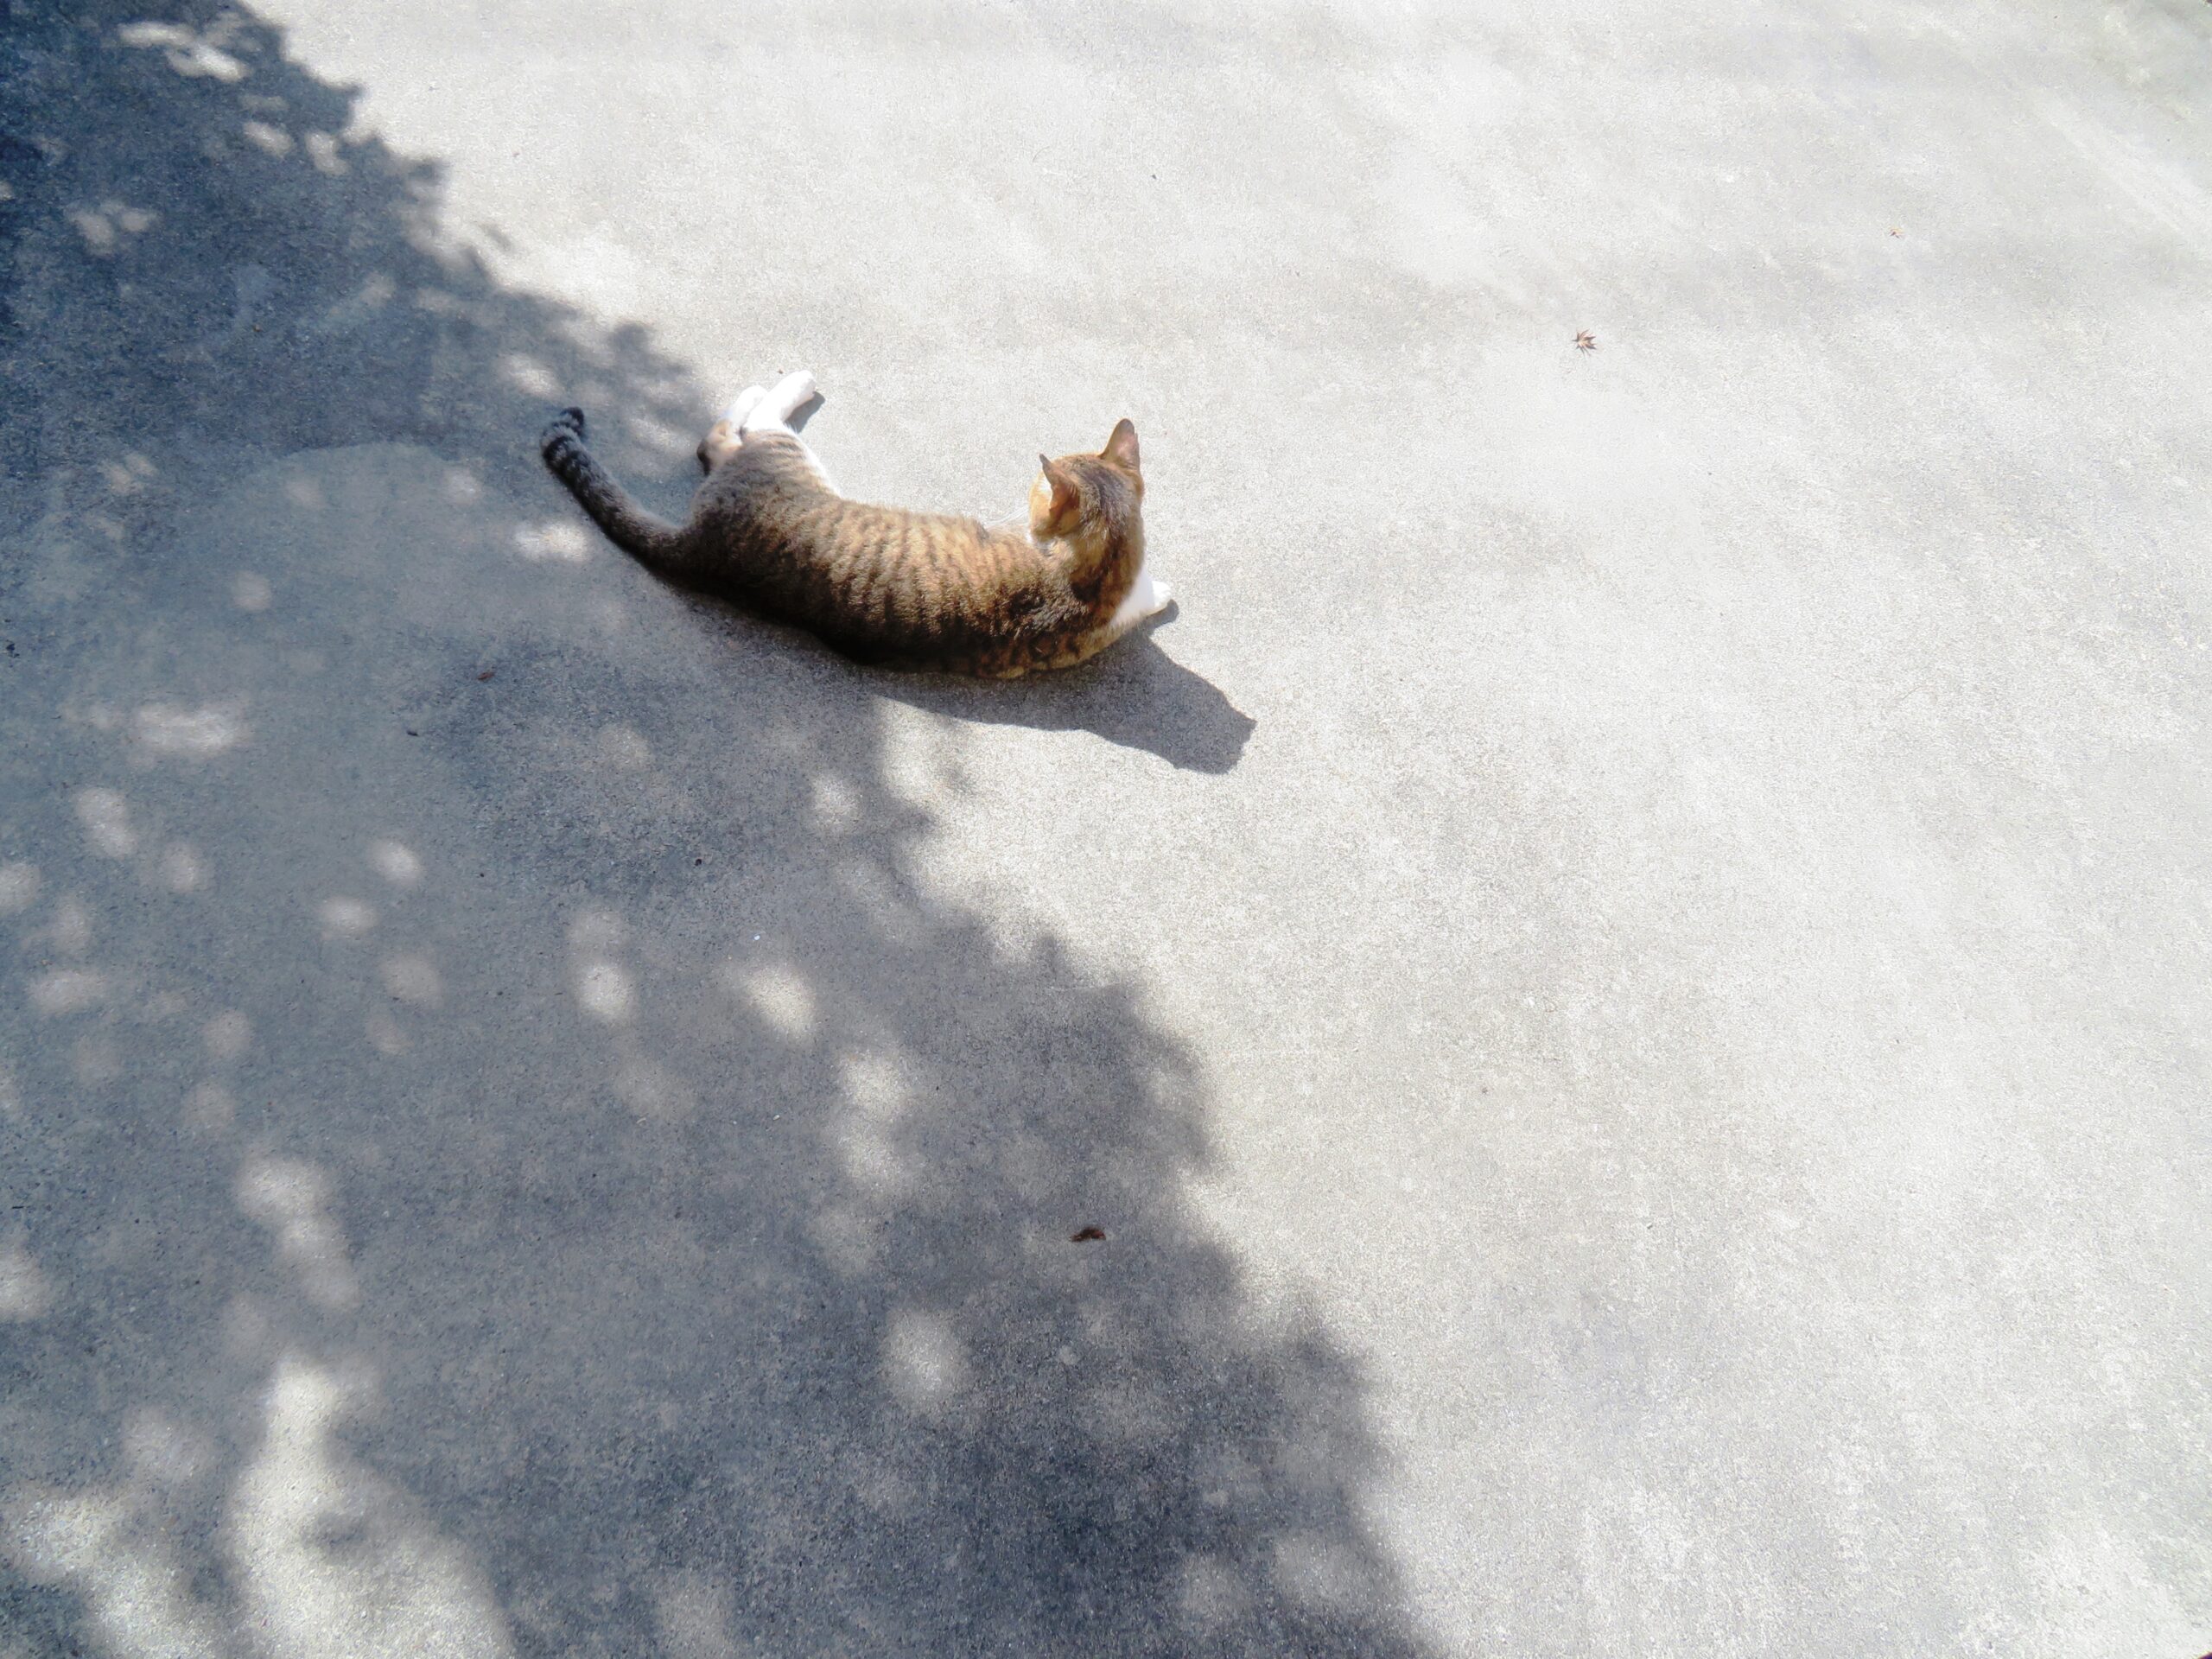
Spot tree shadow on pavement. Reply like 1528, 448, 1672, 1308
0, 5, 1408, 1656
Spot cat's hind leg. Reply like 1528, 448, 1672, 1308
723, 385, 769, 428
740, 371, 819, 434
741, 372, 836, 493
699, 385, 769, 471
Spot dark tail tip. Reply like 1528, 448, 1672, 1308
539, 406, 587, 454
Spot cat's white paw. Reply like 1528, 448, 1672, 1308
723, 385, 767, 427
1147, 577, 1173, 616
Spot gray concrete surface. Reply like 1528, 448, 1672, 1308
3, 1, 2209, 1654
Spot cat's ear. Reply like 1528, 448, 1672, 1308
1102, 419, 1140, 472
1039, 454, 1080, 523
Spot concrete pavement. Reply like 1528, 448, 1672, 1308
3, 2, 2209, 1654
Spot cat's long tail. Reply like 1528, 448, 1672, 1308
539, 408, 693, 569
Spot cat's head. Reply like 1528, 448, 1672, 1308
1031, 419, 1143, 544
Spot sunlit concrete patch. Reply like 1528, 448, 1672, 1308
319, 896, 378, 938
378, 953, 443, 1007
512, 518, 593, 563
98, 452, 158, 495
569, 910, 634, 1024
66, 200, 159, 257
1270, 1529, 1381, 1614
595, 722, 652, 770
839, 1051, 911, 1124
231, 571, 274, 611
183, 1081, 237, 1134
651, 1568, 742, 1659
43, 895, 92, 955
228, 1356, 516, 1659
121, 1408, 219, 1490
29, 968, 106, 1016
203, 1010, 251, 1060
129, 701, 249, 759
73, 788, 136, 857
1178, 1550, 1255, 1631
833, 1122, 913, 1197
809, 772, 862, 834
74, 1033, 123, 1084
573, 960, 634, 1024
0, 861, 40, 915
155, 843, 210, 893
611, 1053, 696, 1123
882, 1307, 969, 1415
235, 1155, 362, 1311
367, 838, 424, 887
724, 960, 817, 1043
3, 1483, 228, 1659
116, 18, 249, 81
365, 1007, 409, 1057
0, 1236, 55, 1320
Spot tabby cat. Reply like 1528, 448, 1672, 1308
539, 372, 1170, 676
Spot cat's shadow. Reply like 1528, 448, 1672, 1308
874, 607, 1256, 774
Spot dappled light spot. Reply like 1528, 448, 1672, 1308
98, 452, 157, 495
0, 1483, 228, 1659
883, 1308, 968, 1414
122, 1407, 217, 1488
365, 1008, 409, 1057
443, 465, 484, 504
379, 954, 443, 1007
0, 1062, 17, 1122
367, 837, 424, 887
1179, 1551, 1254, 1630
728, 960, 817, 1043
282, 472, 325, 510
155, 842, 209, 893
318, 895, 377, 938
117, 19, 250, 81
130, 701, 248, 758
651, 1568, 741, 1659
810, 772, 862, 833
835, 1123, 913, 1197
231, 570, 273, 611
840, 1051, 912, 1123
567, 910, 625, 954
73, 788, 136, 857
0, 1236, 55, 1320
501, 352, 560, 399
612, 1056, 696, 1123
596, 722, 652, 770
573, 961, 634, 1025
241, 118, 292, 156
229, 1357, 517, 1659
29, 969, 105, 1016
805, 1204, 883, 1278
512, 518, 592, 563
203, 1009, 251, 1060
73, 1034, 121, 1085
184, 1081, 237, 1134
310, 271, 397, 337
66, 200, 158, 257
43, 895, 92, 956
0, 862, 39, 916
1271, 1531, 1376, 1612
235, 1157, 361, 1311
302, 130, 346, 175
